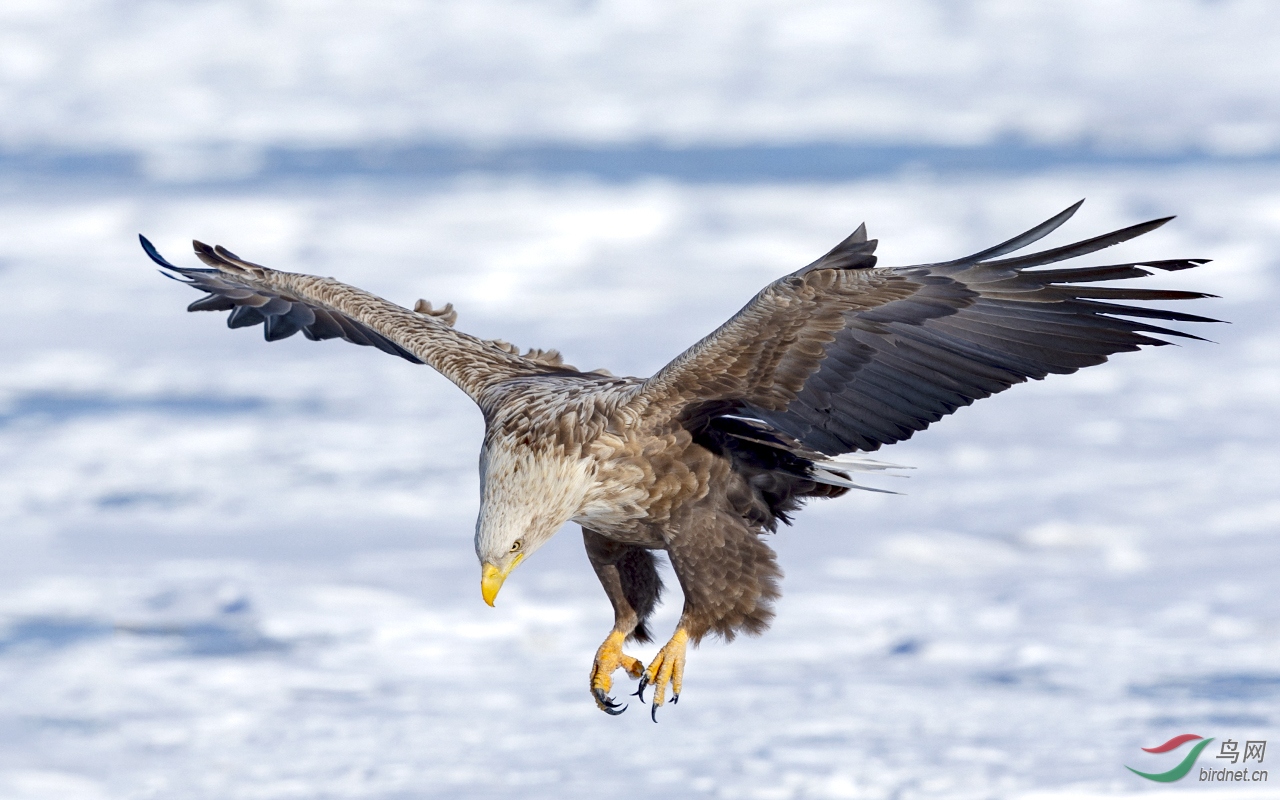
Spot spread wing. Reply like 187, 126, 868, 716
633, 201, 1219, 455
143, 236, 577, 403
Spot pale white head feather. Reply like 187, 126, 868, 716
474, 441, 594, 574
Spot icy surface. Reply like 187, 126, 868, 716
0, 168, 1278, 798
1, 1, 1280, 166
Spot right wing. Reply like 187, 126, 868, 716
629, 202, 1219, 455
143, 236, 576, 403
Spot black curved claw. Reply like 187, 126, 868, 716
670, 692, 679, 705
632, 675, 649, 703
592, 687, 627, 716
651, 701, 660, 723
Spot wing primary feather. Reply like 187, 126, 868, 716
1024, 258, 1211, 284
1073, 302, 1215, 338
971, 295, 1222, 327
1058, 287, 1217, 301
1073, 300, 1221, 324
1141, 257, 1212, 272
981, 216, 1174, 270
960, 302, 1213, 339
939, 200, 1084, 266
139, 235, 182, 270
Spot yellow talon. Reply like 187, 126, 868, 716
643, 628, 688, 720
589, 630, 644, 714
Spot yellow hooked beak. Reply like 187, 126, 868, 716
480, 553, 525, 607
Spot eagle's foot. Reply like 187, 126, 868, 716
590, 629, 644, 715
642, 627, 688, 722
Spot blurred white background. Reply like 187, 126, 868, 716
1, 2, 1278, 799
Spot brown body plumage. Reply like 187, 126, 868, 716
144, 201, 1218, 718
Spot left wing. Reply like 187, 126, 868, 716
144, 236, 576, 404
630, 202, 1220, 455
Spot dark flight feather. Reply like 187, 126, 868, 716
141, 235, 425, 363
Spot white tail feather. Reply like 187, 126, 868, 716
810, 467, 903, 495
716, 416, 911, 493
815, 455, 914, 473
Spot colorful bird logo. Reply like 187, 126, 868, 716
1127, 734, 1214, 782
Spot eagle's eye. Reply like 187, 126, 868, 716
510, 540, 523, 553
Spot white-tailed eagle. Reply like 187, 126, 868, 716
142, 201, 1217, 720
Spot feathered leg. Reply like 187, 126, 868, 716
582, 528, 662, 714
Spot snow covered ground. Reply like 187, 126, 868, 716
0, 167, 1278, 799
2, 1, 1280, 167
3, 1, 1280, 797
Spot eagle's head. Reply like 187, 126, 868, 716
474, 440, 592, 606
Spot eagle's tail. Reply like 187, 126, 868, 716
809, 455, 913, 495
